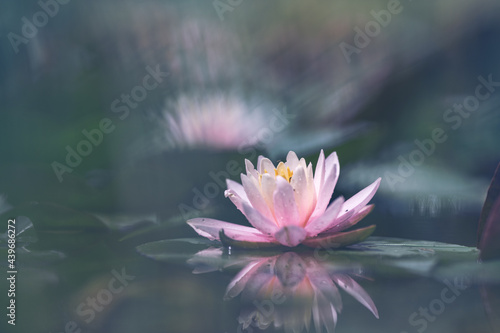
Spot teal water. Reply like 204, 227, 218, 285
1, 0, 500, 332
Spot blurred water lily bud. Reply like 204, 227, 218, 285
162, 94, 269, 151
478, 162, 500, 260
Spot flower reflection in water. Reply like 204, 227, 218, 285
189, 251, 378, 333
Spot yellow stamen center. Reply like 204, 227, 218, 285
275, 162, 294, 182
259, 162, 294, 183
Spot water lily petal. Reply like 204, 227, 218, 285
302, 225, 376, 249
257, 155, 265, 169
226, 179, 248, 201
260, 173, 277, 212
286, 151, 300, 170
305, 197, 344, 237
224, 189, 246, 213
337, 178, 381, 219
259, 157, 276, 175
274, 225, 307, 247
323, 204, 374, 234
274, 177, 300, 227
333, 274, 379, 318
225, 179, 250, 212
187, 218, 273, 242
297, 158, 308, 175
245, 159, 259, 179
311, 152, 339, 220
324, 151, 340, 184
242, 202, 279, 236
314, 149, 326, 195
241, 174, 274, 221
291, 165, 316, 226
219, 229, 280, 249
307, 162, 317, 208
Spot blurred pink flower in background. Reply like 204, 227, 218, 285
188, 150, 380, 248
163, 94, 268, 150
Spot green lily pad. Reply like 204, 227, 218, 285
0, 216, 38, 245
136, 238, 219, 263
136, 236, 479, 278
0, 202, 107, 233
339, 236, 478, 258
0, 202, 108, 250
0, 216, 66, 267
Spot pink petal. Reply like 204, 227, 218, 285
302, 225, 376, 249
242, 202, 279, 236
245, 159, 259, 179
224, 189, 245, 214
322, 204, 374, 234
291, 165, 316, 226
187, 218, 274, 242
307, 162, 317, 205
332, 274, 379, 318
226, 179, 248, 201
310, 152, 339, 220
298, 157, 308, 170
273, 176, 300, 227
337, 178, 381, 220
257, 155, 265, 171
241, 174, 274, 221
258, 157, 275, 174
274, 225, 307, 247
260, 173, 277, 211
314, 149, 326, 195
220, 230, 281, 249
286, 151, 300, 170
305, 197, 344, 237
224, 179, 250, 212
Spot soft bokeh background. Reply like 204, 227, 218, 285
1, 0, 500, 332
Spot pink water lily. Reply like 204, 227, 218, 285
187, 150, 381, 248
